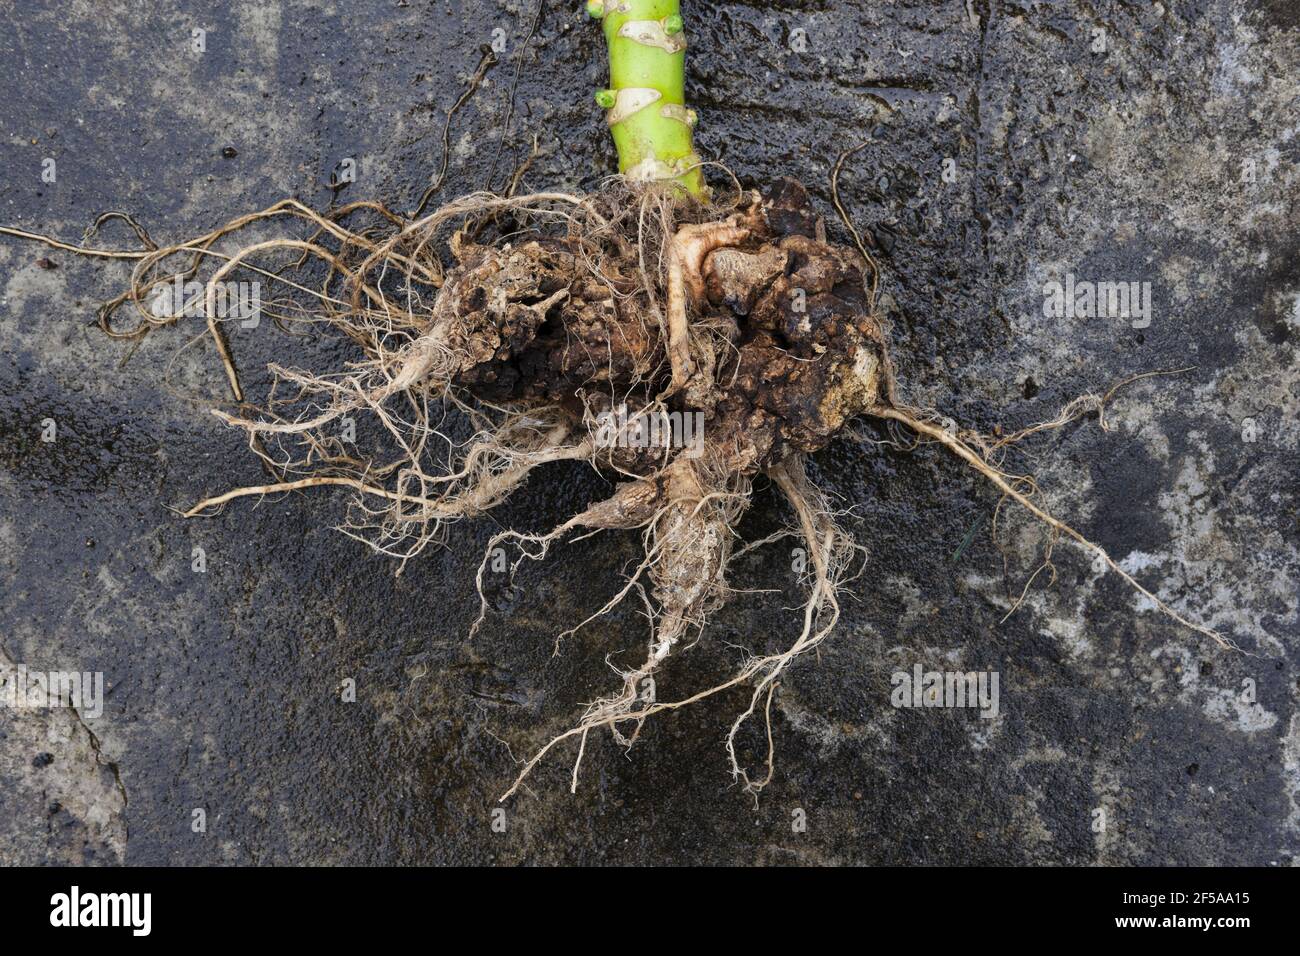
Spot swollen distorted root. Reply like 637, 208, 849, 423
6, 175, 1232, 800
183, 177, 889, 797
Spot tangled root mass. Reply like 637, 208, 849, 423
171, 178, 886, 796
9, 175, 1232, 800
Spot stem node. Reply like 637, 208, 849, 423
595, 0, 702, 194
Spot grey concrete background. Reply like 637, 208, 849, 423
0, 0, 1296, 865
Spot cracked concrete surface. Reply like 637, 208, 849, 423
0, 643, 128, 864
0, 0, 1296, 864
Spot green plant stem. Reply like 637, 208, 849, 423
589, 0, 703, 194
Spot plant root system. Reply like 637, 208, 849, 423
2, 177, 1234, 801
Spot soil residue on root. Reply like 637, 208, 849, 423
1, 175, 1233, 800
170, 177, 887, 796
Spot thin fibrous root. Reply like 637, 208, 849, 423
868, 404, 1238, 652
498, 455, 863, 803
967, 366, 1197, 461
208, 327, 457, 438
